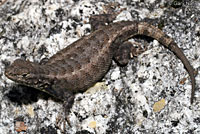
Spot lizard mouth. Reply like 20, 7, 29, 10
4, 66, 13, 80
4, 59, 34, 84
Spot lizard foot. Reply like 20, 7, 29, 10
114, 41, 147, 65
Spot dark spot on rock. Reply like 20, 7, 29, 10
127, 95, 132, 100
55, 8, 65, 20
73, 0, 80, 2
194, 54, 198, 60
79, 9, 83, 14
171, 0, 183, 8
40, 126, 57, 134
48, 24, 63, 37
138, 77, 146, 83
143, 110, 148, 118
75, 130, 93, 134
106, 104, 111, 109
147, 63, 151, 67
196, 30, 200, 37
66, 25, 72, 31
20, 53, 26, 60
170, 89, 176, 97
160, 90, 167, 98
51, 20, 56, 24
2, 59, 10, 67
85, 27, 91, 33
194, 117, 200, 124
154, 54, 159, 59
171, 120, 179, 127
42, 8, 46, 15
7, 16, 12, 21
38, 45, 47, 55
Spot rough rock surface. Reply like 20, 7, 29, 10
0, 0, 200, 134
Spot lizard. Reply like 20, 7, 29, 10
4, 16, 196, 113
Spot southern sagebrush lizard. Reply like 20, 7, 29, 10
5, 16, 196, 116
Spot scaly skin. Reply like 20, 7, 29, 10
5, 21, 196, 103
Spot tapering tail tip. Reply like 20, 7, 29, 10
190, 78, 196, 104
187, 64, 196, 105
168, 42, 196, 105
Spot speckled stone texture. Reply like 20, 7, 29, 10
0, 0, 200, 134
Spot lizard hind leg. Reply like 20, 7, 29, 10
113, 41, 147, 66
59, 92, 75, 133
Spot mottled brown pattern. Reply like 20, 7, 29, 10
5, 21, 196, 103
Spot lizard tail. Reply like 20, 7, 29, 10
137, 22, 196, 104
168, 42, 195, 104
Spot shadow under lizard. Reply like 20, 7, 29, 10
5, 21, 196, 111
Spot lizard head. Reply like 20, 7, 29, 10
5, 59, 66, 100
5, 59, 41, 86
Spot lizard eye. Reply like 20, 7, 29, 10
21, 73, 28, 77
